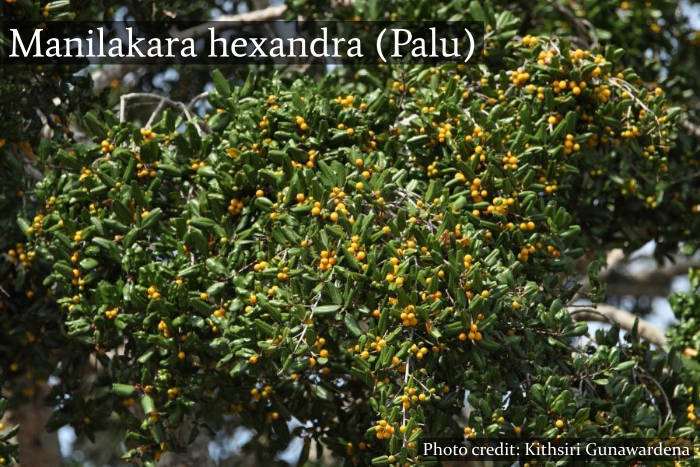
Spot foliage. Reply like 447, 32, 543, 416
7, 40, 697, 464
0, 0, 699, 465
0, 398, 19, 465
669, 268, 700, 360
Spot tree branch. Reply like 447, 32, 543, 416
605, 259, 699, 297
171, 5, 288, 41
569, 304, 667, 347
119, 92, 206, 136
188, 91, 210, 111
681, 119, 700, 138
575, 250, 698, 299
91, 5, 289, 93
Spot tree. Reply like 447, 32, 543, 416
1, 0, 698, 465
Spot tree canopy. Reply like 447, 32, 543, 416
0, 0, 698, 465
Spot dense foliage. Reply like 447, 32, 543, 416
1, 0, 698, 465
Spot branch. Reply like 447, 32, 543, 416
605, 259, 700, 297
23, 163, 44, 181
681, 119, 700, 138
607, 77, 664, 142
574, 250, 698, 299
670, 170, 700, 185
118, 92, 206, 136
171, 5, 288, 41
569, 304, 667, 347
144, 99, 166, 128
91, 5, 289, 92
188, 91, 210, 111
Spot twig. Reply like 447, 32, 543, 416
145, 100, 166, 128
188, 92, 210, 111
401, 329, 413, 448
607, 77, 664, 142
23, 163, 44, 182
35, 108, 53, 140
119, 93, 206, 136
291, 294, 323, 356
636, 368, 673, 427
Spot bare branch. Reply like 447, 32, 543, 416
171, 5, 288, 41
24, 163, 45, 181
145, 99, 166, 128
188, 91, 210, 111
569, 304, 667, 347
91, 4, 290, 94
91, 5, 290, 92
605, 259, 699, 297
119, 92, 206, 136
607, 77, 664, 143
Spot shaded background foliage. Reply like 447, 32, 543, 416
0, 0, 698, 465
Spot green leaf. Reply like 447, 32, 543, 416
344, 313, 363, 337
614, 360, 636, 371
83, 111, 107, 139
112, 383, 135, 397
211, 69, 231, 97
469, 1, 487, 22
314, 305, 342, 315
79, 258, 99, 270
141, 394, 155, 414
